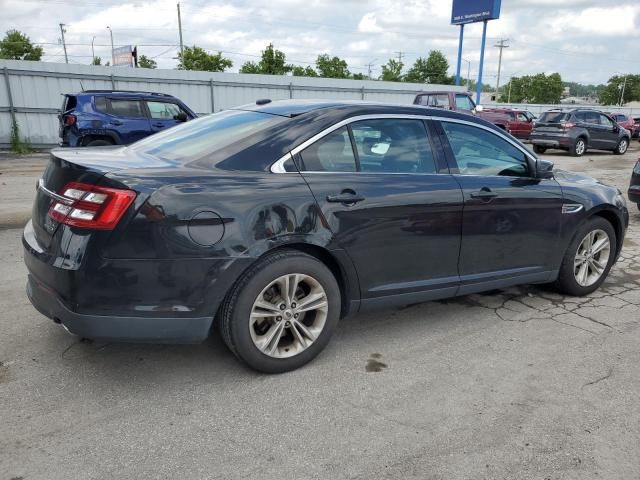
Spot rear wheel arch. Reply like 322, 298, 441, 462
81, 134, 118, 146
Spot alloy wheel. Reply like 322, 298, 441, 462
249, 273, 328, 358
618, 139, 628, 154
575, 139, 586, 156
573, 229, 611, 287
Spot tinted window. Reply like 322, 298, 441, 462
147, 101, 185, 120
108, 98, 145, 118
441, 122, 529, 177
585, 112, 601, 124
351, 119, 436, 173
94, 96, 107, 112
613, 114, 626, 122
129, 109, 286, 162
455, 94, 474, 110
539, 112, 569, 123
574, 112, 586, 123
430, 94, 450, 108
299, 127, 356, 172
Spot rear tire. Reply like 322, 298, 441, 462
570, 137, 587, 157
614, 137, 629, 155
219, 250, 341, 373
533, 145, 547, 154
86, 139, 113, 147
552, 217, 616, 296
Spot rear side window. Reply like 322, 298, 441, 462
94, 96, 107, 112
574, 112, 586, 123
538, 112, 570, 123
299, 127, 356, 172
108, 99, 145, 118
441, 121, 529, 177
350, 119, 436, 173
585, 112, 600, 124
613, 114, 626, 122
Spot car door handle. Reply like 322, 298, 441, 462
109, 120, 123, 126
470, 188, 498, 199
152, 122, 165, 127
326, 193, 365, 204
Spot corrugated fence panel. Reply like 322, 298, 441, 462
0, 59, 467, 146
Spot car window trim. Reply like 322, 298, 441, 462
271, 114, 535, 174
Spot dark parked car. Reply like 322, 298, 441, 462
531, 109, 631, 156
633, 117, 640, 139
59, 90, 197, 147
24, 100, 628, 373
628, 159, 640, 210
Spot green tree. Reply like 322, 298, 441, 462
239, 43, 291, 75
138, 55, 157, 69
177, 46, 232, 72
0, 29, 43, 60
351, 73, 367, 80
91, 56, 101, 66
291, 65, 317, 77
599, 75, 640, 105
404, 50, 451, 84
499, 73, 564, 104
315, 54, 350, 79
380, 58, 404, 82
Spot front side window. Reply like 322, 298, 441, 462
350, 119, 436, 173
107, 98, 145, 118
600, 114, 615, 127
441, 121, 529, 177
516, 112, 528, 122
146, 101, 185, 120
298, 127, 356, 172
455, 94, 474, 110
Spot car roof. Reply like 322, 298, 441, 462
232, 98, 481, 122
70, 90, 179, 99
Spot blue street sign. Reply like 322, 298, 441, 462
451, 0, 501, 25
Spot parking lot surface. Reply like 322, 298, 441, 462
1, 145, 640, 479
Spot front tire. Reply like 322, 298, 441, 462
614, 137, 629, 155
533, 145, 547, 154
219, 250, 341, 373
570, 137, 587, 157
553, 217, 616, 296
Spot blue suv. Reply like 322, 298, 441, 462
58, 90, 197, 147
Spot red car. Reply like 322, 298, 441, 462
482, 108, 535, 140
607, 112, 636, 137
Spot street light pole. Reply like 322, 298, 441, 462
106, 26, 114, 66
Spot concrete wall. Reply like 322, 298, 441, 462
0, 60, 464, 147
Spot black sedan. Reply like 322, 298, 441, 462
23, 100, 629, 373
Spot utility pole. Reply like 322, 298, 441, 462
59, 23, 68, 64
619, 75, 628, 106
462, 58, 471, 91
91, 36, 96, 62
106, 26, 114, 65
494, 38, 509, 97
177, 2, 184, 60
394, 51, 404, 65
365, 59, 376, 80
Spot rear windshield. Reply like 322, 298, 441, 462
62, 95, 77, 112
129, 109, 286, 162
538, 112, 570, 123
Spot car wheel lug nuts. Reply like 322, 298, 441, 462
280, 304, 286, 310
291, 302, 296, 308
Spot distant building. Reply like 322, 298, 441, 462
560, 96, 600, 105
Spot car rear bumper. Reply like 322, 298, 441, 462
26, 273, 212, 343
530, 133, 572, 148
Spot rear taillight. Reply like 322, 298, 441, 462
47, 181, 136, 230
64, 115, 76, 126
561, 122, 576, 130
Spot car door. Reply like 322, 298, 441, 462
296, 117, 464, 306
598, 113, 621, 149
514, 111, 533, 139
146, 100, 189, 134
435, 119, 564, 294
583, 111, 609, 149
104, 97, 151, 144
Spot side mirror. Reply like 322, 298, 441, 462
475, 105, 484, 113
175, 112, 188, 122
536, 159, 554, 179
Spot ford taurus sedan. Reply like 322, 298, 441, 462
23, 100, 629, 373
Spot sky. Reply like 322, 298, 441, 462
1, 0, 638, 86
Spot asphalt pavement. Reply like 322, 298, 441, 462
1, 144, 640, 479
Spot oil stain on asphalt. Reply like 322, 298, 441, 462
366, 353, 388, 372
